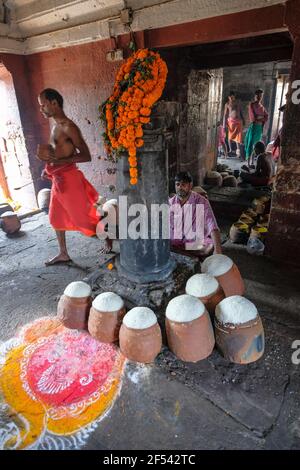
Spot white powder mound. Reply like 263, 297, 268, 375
202, 254, 233, 277
186, 274, 219, 298
123, 307, 157, 329
1, 211, 15, 217
64, 281, 92, 298
166, 294, 205, 323
92, 292, 124, 312
215, 296, 258, 325
103, 199, 118, 212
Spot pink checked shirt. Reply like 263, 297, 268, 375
169, 191, 219, 249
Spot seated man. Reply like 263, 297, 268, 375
240, 141, 275, 187
169, 171, 222, 259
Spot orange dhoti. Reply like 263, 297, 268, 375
45, 163, 100, 236
228, 118, 243, 143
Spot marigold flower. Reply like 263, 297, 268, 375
130, 168, 138, 177
136, 139, 144, 148
130, 177, 138, 185
101, 48, 167, 186
140, 117, 150, 124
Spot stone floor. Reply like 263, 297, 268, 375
0, 211, 300, 450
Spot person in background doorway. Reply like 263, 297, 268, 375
244, 88, 269, 166
223, 91, 245, 157
217, 121, 228, 159
240, 141, 275, 187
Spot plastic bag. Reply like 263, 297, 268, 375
247, 237, 265, 255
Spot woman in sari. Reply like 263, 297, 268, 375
244, 89, 268, 166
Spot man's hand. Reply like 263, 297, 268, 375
37, 144, 55, 162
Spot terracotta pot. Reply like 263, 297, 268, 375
222, 175, 237, 187
238, 215, 255, 226
89, 306, 125, 342
205, 171, 223, 187
166, 311, 215, 362
250, 225, 268, 241
37, 188, 51, 211
202, 285, 225, 317
214, 315, 264, 364
229, 222, 250, 244
0, 202, 13, 216
119, 323, 162, 363
201, 254, 245, 297
252, 198, 265, 215
57, 294, 91, 329
0, 211, 21, 234
243, 208, 257, 219
185, 273, 225, 317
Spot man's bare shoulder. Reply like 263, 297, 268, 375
62, 118, 80, 132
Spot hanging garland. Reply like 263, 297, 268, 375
100, 49, 168, 186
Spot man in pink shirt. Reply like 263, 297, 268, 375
169, 172, 222, 259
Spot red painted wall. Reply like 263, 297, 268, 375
25, 39, 121, 196
2, 40, 121, 199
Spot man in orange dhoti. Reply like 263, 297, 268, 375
37, 88, 101, 265
223, 91, 245, 157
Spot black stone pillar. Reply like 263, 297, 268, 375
117, 125, 175, 283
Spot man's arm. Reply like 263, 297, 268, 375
255, 155, 262, 176
211, 229, 222, 254
53, 124, 91, 165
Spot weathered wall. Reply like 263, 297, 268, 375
25, 39, 120, 198
1, 39, 121, 201
0, 63, 36, 210
266, 0, 300, 265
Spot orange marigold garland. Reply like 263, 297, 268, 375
100, 49, 168, 186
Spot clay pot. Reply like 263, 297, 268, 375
229, 222, 250, 244
220, 172, 229, 178
37, 188, 51, 211
165, 294, 215, 362
185, 273, 225, 317
243, 208, 257, 219
57, 281, 92, 329
0, 211, 21, 234
201, 254, 245, 297
88, 292, 125, 343
205, 171, 223, 187
0, 202, 13, 216
252, 196, 271, 215
250, 225, 268, 241
119, 307, 162, 363
238, 215, 255, 227
222, 175, 237, 187
215, 296, 264, 364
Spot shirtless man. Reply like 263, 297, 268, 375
37, 88, 100, 265
240, 141, 275, 187
223, 91, 245, 156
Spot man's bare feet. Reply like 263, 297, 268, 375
45, 253, 71, 266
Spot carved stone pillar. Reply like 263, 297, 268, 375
266, 0, 300, 264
